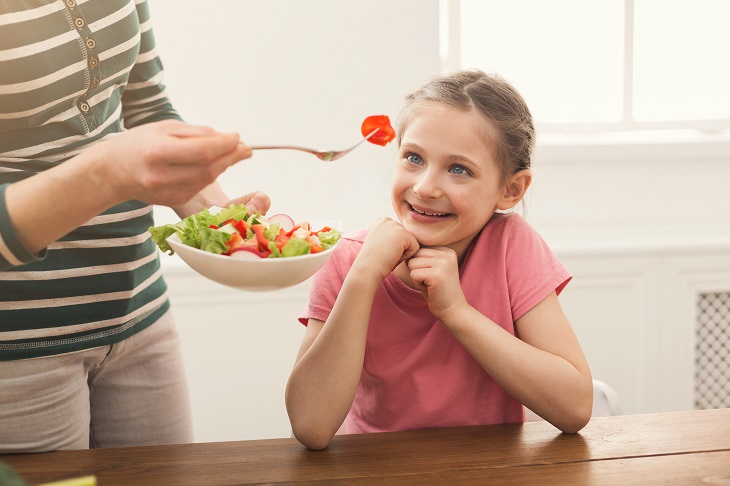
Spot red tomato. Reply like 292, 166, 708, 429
233, 219, 248, 235
224, 232, 245, 255
275, 233, 289, 250
285, 224, 301, 237
361, 115, 395, 146
251, 224, 270, 252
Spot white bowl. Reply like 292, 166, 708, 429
166, 233, 337, 291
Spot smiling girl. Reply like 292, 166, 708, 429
285, 70, 593, 450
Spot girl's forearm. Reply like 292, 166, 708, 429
443, 305, 593, 433
286, 269, 381, 449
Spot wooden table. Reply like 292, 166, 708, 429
2, 408, 729, 485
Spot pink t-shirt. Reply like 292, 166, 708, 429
299, 213, 571, 434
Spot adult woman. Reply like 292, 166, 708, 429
0, 0, 269, 452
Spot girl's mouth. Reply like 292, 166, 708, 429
408, 202, 451, 218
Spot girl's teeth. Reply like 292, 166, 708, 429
413, 206, 447, 217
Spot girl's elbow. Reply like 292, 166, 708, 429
557, 398, 593, 433
557, 412, 590, 434
291, 421, 333, 450
286, 394, 335, 449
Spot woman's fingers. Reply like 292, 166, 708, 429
100, 120, 256, 206
143, 120, 251, 167
162, 121, 219, 138
159, 132, 247, 166
227, 191, 272, 214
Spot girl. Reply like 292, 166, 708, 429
285, 70, 593, 450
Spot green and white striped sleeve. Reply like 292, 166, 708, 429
0, 183, 47, 270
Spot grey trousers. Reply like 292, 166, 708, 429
0, 310, 193, 453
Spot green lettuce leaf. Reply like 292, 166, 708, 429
317, 229, 342, 249
149, 204, 250, 255
281, 237, 311, 257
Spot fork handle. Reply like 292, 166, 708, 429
249, 145, 311, 151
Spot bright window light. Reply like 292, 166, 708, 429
456, 0, 730, 130
633, 0, 730, 122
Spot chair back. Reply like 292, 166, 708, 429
524, 379, 621, 421
591, 379, 622, 416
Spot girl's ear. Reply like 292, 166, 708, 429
497, 169, 532, 210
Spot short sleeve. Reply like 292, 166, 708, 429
504, 215, 571, 321
297, 232, 363, 326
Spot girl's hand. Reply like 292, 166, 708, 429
94, 120, 252, 208
407, 246, 469, 322
355, 217, 420, 281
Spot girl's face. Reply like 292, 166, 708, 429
392, 104, 507, 260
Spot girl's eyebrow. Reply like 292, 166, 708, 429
400, 142, 423, 151
447, 154, 479, 168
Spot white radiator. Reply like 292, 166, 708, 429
695, 291, 730, 409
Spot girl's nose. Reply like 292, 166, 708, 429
412, 171, 442, 199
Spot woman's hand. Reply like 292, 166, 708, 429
5, 120, 256, 255
94, 120, 252, 207
225, 191, 271, 215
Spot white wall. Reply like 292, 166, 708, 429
530, 140, 730, 416
150, 0, 441, 230
149, 0, 442, 442
149, 1, 730, 442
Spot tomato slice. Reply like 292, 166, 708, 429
251, 224, 271, 252
275, 233, 289, 250
361, 115, 395, 146
224, 232, 245, 254
233, 219, 248, 235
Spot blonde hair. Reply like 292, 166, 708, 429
397, 69, 535, 185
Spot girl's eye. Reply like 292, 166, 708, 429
449, 165, 471, 176
405, 152, 423, 165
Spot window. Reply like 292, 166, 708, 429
443, 0, 730, 133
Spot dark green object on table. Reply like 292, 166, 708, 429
0, 461, 30, 486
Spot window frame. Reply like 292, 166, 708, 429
441, 0, 730, 136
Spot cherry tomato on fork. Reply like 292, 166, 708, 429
361, 115, 396, 146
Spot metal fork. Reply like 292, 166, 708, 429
249, 129, 379, 161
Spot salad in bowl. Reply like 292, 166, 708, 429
149, 204, 341, 291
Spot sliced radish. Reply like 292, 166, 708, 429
229, 247, 264, 259
267, 213, 295, 232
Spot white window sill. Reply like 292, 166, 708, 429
534, 129, 730, 163
543, 226, 730, 259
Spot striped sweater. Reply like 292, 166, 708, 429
0, 0, 180, 359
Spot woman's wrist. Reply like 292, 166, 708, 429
75, 139, 128, 209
